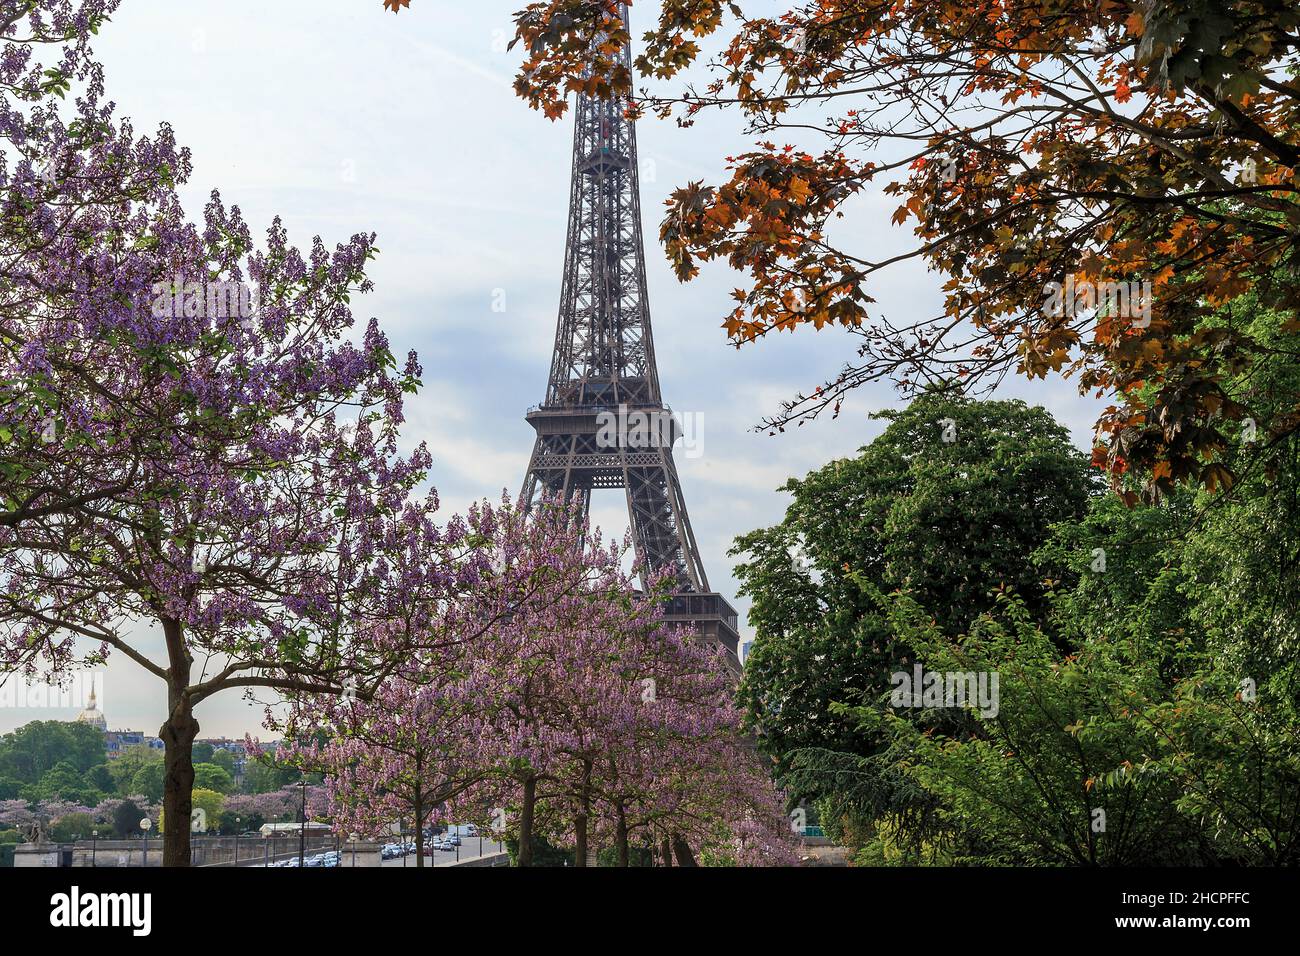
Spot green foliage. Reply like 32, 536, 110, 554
850, 582, 1300, 865
852, 818, 955, 867
192, 763, 234, 794
505, 835, 571, 867
127, 761, 164, 804
594, 845, 655, 867
107, 746, 162, 797
159, 788, 224, 836
856, 591, 1200, 865
736, 379, 1300, 866
85, 764, 114, 794
734, 393, 1093, 824
49, 812, 95, 843
208, 749, 236, 776
112, 799, 143, 839
0, 721, 108, 783
23, 759, 105, 805
243, 755, 301, 794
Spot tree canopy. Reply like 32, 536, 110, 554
735, 393, 1092, 818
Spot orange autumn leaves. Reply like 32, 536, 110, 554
662, 144, 869, 345
380, 0, 1300, 499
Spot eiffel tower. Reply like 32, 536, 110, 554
520, 7, 739, 663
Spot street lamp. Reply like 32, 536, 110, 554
139, 816, 152, 867
233, 817, 240, 866
92, 829, 98, 868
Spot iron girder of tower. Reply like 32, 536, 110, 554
520, 8, 738, 663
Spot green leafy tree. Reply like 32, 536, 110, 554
243, 756, 301, 795
25, 760, 104, 805
128, 761, 165, 805
85, 764, 114, 794
49, 812, 96, 844
192, 763, 234, 795
112, 799, 143, 839
1123, 662, 1300, 865
208, 750, 236, 777
735, 393, 1093, 828
856, 580, 1300, 865
0, 721, 108, 784
159, 787, 224, 835
107, 746, 162, 796
857, 590, 1198, 865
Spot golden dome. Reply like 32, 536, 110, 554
75, 688, 107, 732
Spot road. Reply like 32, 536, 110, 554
244, 836, 506, 867
381, 838, 506, 867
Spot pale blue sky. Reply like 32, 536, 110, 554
2, 0, 1100, 738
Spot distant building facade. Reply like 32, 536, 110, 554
65, 691, 257, 768
196, 737, 252, 777
104, 730, 164, 759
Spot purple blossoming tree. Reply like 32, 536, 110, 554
0, 0, 480, 866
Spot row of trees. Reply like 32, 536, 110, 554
279, 503, 796, 867
0, 719, 307, 806
0, 782, 323, 846
1, 497, 794, 865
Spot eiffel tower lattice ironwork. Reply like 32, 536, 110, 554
520, 8, 740, 661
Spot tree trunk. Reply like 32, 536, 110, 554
614, 805, 629, 867
671, 833, 697, 867
573, 760, 591, 868
413, 784, 425, 869
159, 615, 197, 867
574, 814, 587, 867
159, 702, 199, 867
660, 834, 673, 868
518, 775, 537, 868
